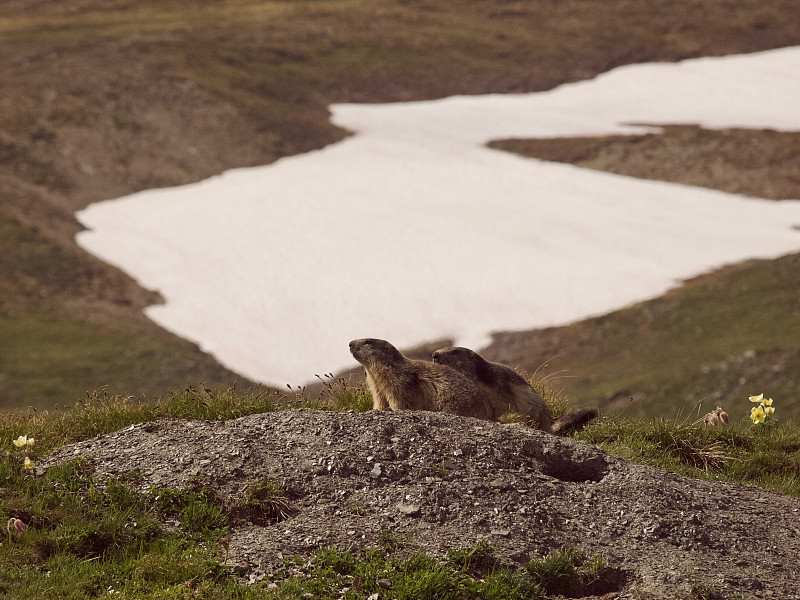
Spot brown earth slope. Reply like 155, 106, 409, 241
1, 0, 799, 408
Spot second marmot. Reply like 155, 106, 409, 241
432, 346, 598, 433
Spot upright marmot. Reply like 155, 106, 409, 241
349, 338, 494, 419
432, 346, 598, 434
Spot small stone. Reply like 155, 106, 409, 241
247, 571, 265, 584
377, 578, 392, 589
491, 529, 510, 536
370, 464, 382, 478
397, 503, 421, 516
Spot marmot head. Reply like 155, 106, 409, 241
433, 346, 527, 389
431, 346, 480, 377
349, 338, 405, 368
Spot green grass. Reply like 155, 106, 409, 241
689, 581, 749, 600
0, 309, 260, 411
0, 204, 258, 408
233, 541, 612, 599
0, 455, 232, 599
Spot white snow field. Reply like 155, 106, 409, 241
76, 47, 800, 386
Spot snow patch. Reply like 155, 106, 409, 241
76, 47, 800, 386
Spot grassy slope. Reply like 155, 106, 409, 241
1, 0, 799, 409
484, 129, 800, 422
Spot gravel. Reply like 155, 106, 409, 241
41, 409, 800, 599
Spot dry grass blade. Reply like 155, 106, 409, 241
667, 431, 734, 471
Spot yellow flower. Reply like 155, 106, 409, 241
764, 405, 775, 415
23, 457, 34, 469
749, 393, 764, 403
750, 405, 766, 424
761, 397, 773, 407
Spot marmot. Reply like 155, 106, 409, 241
348, 338, 494, 418
431, 346, 598, 434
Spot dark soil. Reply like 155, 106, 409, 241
489, 126, 800, 201
41, 409, 800, 599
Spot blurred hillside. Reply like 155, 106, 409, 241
0, 0, 798, 411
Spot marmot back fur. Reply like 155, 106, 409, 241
349, 338, 494, 419
432, 346, 598, 434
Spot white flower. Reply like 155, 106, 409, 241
7, 518, 27, 537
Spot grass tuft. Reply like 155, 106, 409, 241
235, 478, 294, 525
297, 374, 374, 413
528, 366, 574, 422
446, 539, 498, 577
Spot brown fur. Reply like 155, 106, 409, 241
432, 346, 598, 434
348, 338, 493, 418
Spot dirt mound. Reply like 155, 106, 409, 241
41, 410, 800, 598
